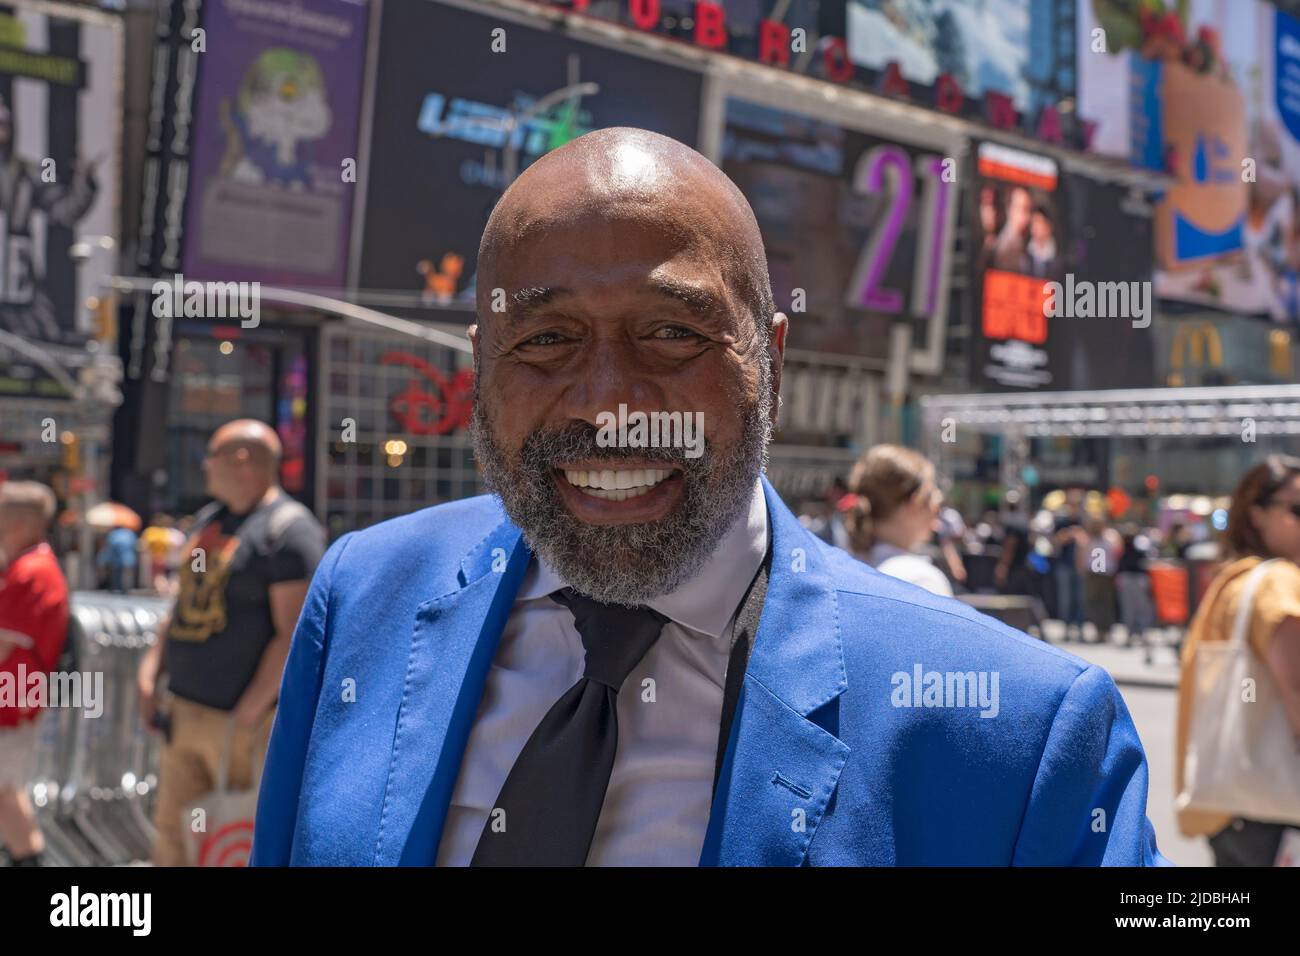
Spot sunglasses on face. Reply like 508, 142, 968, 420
204, 445, 244, 463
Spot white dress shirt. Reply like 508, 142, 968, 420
435, 478, 768, 866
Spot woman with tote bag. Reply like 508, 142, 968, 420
1175, 455, 1300, 866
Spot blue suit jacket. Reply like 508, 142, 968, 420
252, 478, 1168, 866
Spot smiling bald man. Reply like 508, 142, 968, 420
253, 129, 1167, 867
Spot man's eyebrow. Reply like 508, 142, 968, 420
647, 276, 723, 318
508, 286, 570, 318
504, 279, 723, 319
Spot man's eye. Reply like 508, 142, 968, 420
523, 331, 567, 346
652, 326, 701, 340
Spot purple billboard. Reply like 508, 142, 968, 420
181, 0, 368, 288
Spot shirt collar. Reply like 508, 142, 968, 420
516, 477, 769, 639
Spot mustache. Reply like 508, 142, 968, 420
519, 420, 702, 468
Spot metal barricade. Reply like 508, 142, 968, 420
25, 592, 169, 866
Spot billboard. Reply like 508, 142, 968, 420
971, 142, 1155, 391
0, 1, 120, 399
180, 0, 369, 288
721, 97, 959, 362
1059, 173, 1158, 390
848, 0, 1034, 109
1079, 0, 1300, 322
972, 142, 1062, 388
844, 0, 1082, 146
354, 0, 705, 305
1157, 313, 1297, 387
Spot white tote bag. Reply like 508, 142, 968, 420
182, 719, 265, 867
1178, 559, 1300, 826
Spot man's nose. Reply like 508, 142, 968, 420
561, 336, 664, 425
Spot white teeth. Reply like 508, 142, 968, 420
581, 487, 638, 501
562, 467, 672, 498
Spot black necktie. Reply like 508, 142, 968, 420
470, 588, 668, 866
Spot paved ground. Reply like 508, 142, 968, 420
1042, 624, 1212, 866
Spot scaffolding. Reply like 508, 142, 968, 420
919, 384, 1300, 509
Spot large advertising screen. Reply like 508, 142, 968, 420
1079, 0, 1300, 323
0, 1, 119, 399
1061, 173, 1158, 389
971, 142, 1155, 391
848, 0, 1035, 110
518, 1, 1080, 148
972, 142, 1062, 388
180, 0, 369, 288
354, 0, 704, 306
844, 0, 1081, 146
721, 97, 959, 361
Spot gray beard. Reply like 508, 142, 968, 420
471, 377, 771, 607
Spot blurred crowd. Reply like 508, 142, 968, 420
797, 453, 1222, 646
91, 513, 195, 597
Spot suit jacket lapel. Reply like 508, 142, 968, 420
373, 518, 530, 866
700, 478, 850, 866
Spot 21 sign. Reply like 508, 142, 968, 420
844, 144, 956, 324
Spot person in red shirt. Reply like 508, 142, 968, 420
0, 481, 69, 867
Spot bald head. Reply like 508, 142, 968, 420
210, 419, 282, 474
477, 127, 774, 342
204, 418, 284, 512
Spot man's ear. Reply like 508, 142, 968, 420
468, 323, 481, 372
769, 312, 788, 357
768, 313, 788, 425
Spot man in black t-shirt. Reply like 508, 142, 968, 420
137, 419, 324, 866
